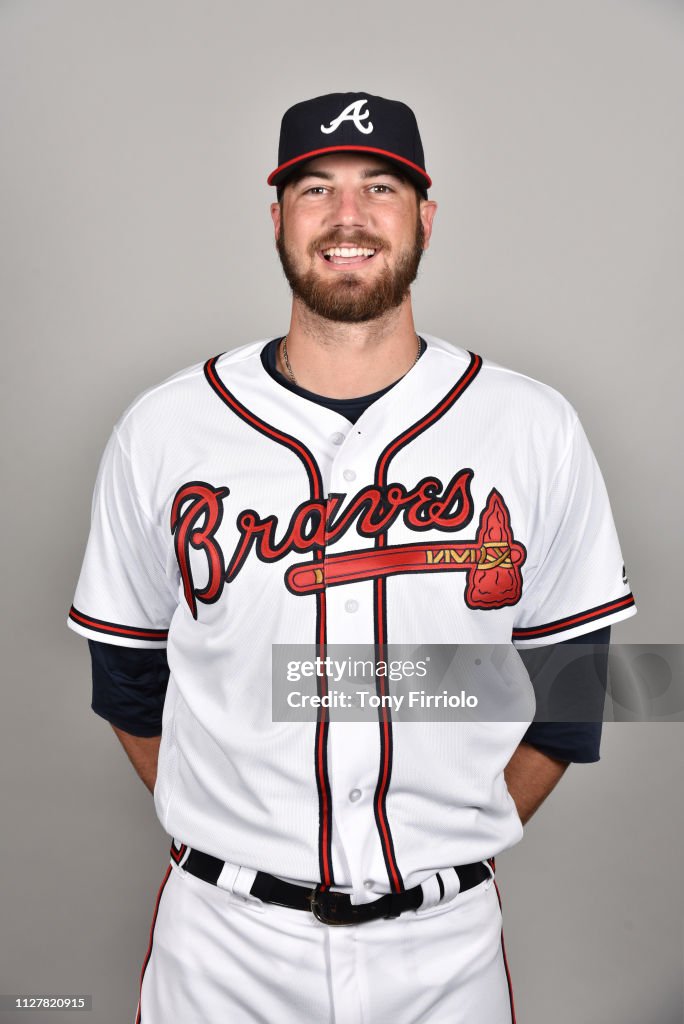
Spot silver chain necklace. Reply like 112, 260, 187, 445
281, 334, 422, 387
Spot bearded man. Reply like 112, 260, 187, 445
68, 92, 635, 1023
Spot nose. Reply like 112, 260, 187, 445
330, 188, 367, 229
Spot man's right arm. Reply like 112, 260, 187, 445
88, 639, 169, 794
111, 726, 161, 794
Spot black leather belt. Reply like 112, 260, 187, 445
172, 842, 490, 926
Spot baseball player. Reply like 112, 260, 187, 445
68, 92, 636, 1023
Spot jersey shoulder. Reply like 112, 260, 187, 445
423, 334, 580, 429
113, 339, 269, 440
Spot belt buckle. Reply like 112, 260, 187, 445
309, 888, 355, 926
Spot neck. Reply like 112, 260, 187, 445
279, 297, 421, 399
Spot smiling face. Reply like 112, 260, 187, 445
271, 154, 437, 323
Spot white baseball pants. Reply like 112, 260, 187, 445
135, 858, 515, 1024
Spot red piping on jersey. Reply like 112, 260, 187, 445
372, 351, 483, 893
374, 689, 396, 866
315, 585, 332, 889
493, 875, 517, 1024
512, 594, 635, 640
203, 355, 335, 889
205, 357, 322, 489
69, 606, 168, 641
135, 863, 172, 1024
374, 353, 483, 486
268, 145, 432, 187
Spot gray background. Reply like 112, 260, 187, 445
1, 0, 682, 1021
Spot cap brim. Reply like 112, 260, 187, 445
267, 145, 432, 191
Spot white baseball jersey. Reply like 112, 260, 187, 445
68, 335, 635, 898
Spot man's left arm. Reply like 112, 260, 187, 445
505, 626, 610, 824
504, 743, 569, 825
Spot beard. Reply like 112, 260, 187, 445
276, 214, 425, 323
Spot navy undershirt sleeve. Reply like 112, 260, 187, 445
519, 626, 610, 763
89, 338, 609, 761
88, 639, 169, 737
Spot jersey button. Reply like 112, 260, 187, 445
363, 879, 374, 890
331, 432, 345, 446
345, 599, 359, 613
342, 469, 356, 482
349, 789, 362, 802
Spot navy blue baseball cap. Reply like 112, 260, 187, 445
268, 92, 431, 197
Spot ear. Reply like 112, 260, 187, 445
419, 200, 438, 250
270, 202, 282, 242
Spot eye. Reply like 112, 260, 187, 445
368, 183, 394, 194
303, 186, 328, 195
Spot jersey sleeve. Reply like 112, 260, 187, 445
512, 416, 636, 647
67, 428, 178, 648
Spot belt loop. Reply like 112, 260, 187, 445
215, 861, 241, 893
439, 867, 462, 904
232, 865, 259, 902
215, 861, 262, 906
416, 874, 442, 913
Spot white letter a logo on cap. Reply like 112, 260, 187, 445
321, 99, 373, 135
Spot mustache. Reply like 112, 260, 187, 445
309, 232, 388, 254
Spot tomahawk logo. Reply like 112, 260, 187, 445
321, 99, 373, 135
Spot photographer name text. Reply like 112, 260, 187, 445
286, 690, 478, 710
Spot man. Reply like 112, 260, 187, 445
68, 93, 636, 1023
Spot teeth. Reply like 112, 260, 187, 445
323, 247, 376, 258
